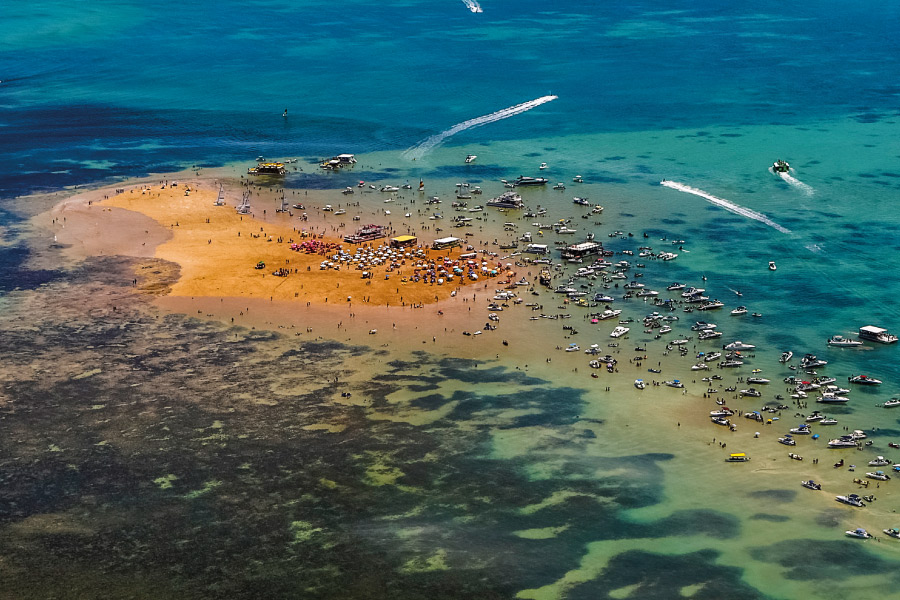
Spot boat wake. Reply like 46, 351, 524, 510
403, 95, 558, 161
660, 180, 792, 235
773, 169, 814, 196
461, 0, 483, 12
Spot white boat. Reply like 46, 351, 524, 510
565, 344, 580, 352
730, 306, 748, 316
845, 528, 872, 539
780, 351, 793, 363
800, 354, 827, 369
539, 162, 548, 170
573, 175, 583, 183
610, 326, 630, 338
801, 480, 822, 490
789, 424, 812, 435
746, 377, 770, 384
698, 330, 722, 340
703, 352, 722, 362
769, 261, 777, 271
858, 325, 898, 344
849, 374, 882, 385
380, 185, 399, 192
634, 379, 646, 390
465, 154, 477, 163
724, 341, 756, 351
665, 380, 684, 388
828, 335, 863, 347
835, 494, 866, 507
866, 470, 890, 481
883, 399, 900, 408
868, 456, 891, 467
778, 436, 796, 446
884, 528, 900, 539
667, 283, 686, 291
828, 436, 859, 448
816, 393, 849, 404
691, 321, 718, 331
691, 363, 710, 371
596, 309, 622, 320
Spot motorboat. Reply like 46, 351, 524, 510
769, 261, 777, 271
610, 326, 629, 338
711, 416, 731, 426
780, 351, 793, 363
710, 408, 735, 417
866, 470, 890, 481
740, 388, 762, 398
720, 360, 744, 368
724, 341, 756, 351
801, 480, 822, 490
573, 175, 584, 183
820, 417, 839, 425
553, 183, 566, 190
665, 380, 684, 388
835, 494, 866, 507
816, 393, 849, 404
849, 374, 882, 385
681, 287, 705, 297
868, 456, 892, 467
805, 412, 824, 422
779, 435, 797, 446
788, 452, 803, 461
858, 325, 899, 344
800, 354, 827, 369
573, 196, 590, 206
725, 453, 750, 462
539, 162, 548, 170
691, 321, 717, 331
789, 424, 812, 435
884, 399, 900, 408
747, 377, 770, 384
845, 528, 872, 539
703, 352, 722, 362
773, 159, 790, 173
465, 154, 477, 163
634, 379, 646, 390
731, 306, 748, 316
828, 436, 859, 448
667, 283, 686, 291
884, 528, 900, 539
513, 176, 549, 186
828, 335, 863, 347
595, 309, 622, 320
380, 185, 400, 192
698, 300, 725, 311
691, 363, 710, 371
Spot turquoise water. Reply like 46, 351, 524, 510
3, 2, 900, 598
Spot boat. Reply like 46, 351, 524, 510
816, 393, 849, 404
800, 354, 828, 369
820, 417, 839, 425
884, 528, 900, 539
665, 380, 684, 388
573, 196, 590, 206
828, 335, 863, 347
740, 388, 762, 398
849, 374, 882, 385
698, 300, 724, 311
691, 321, 717, 331
858, 325, 899, 344
778, 435, 796, 446
564, 343, 580, 352
248, 162, 286, 175
835, 493, 866, 507
769, 261, 777, 271
553, 183, 566, 190
725, 453, 750, 462
780, 351, 793, 363
710, 408, 735, 417
845, 528, 872, 539
730, 306, 748, 316
869, 456, 891, 467
772, 159, 790, 173
634, 379, 646, 390
513, 176, 549, 187
801, 480, 822, 490
596, 309, 622, 320
610, 326, 630, 338
486, 191, 524, 209
380, 185, 399, 192
866, 470, 890, 481
724, 341, 756, 351
828, 436, 859, 448
465, 154, 477, 163
884, 399, 900, 408
747, 377, 770, 384
703, 352, 722, 362
573, 175, 584, 183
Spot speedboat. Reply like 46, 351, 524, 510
665, 380, 684, 388
731, 306, 748, 316
800, 354, 827, 369
691, 363, 710, 371
866, 471, 890, 481
513, 176, 549, 186
634, 379, 646, 390
806, 411, 824, 422
595, 308, 622, 320
691, 321, 717, 331
868, 456, 891, 467
828, 335, 863, 347
773, 159, 790, 173
565, 343, 580, 352
724, 341, 756, 351
789, 424, 812, 435
835, 493, 866, 507
769, 261, 777, 271
801, 480, 822, 490
380, 185, 399, 192
573, 175, 584, 183
553, 182, 566, 190
884, 528, 900, 539
465, 154, 477, 163
845, 528, 872, 539
778, 435, 796, 446
539, 162, 548, 170
610, 326, 629, 338
667, 283, 686, 291
816, 393, 849, 404
740, 388, 762, 398
747, 377, 770, 384
828, 436, 859, 448
883, 399, 900, 408
710, 408, 735, 417
849, 374, 882, 385
820, 417, 839, 425
780, 351, 793, 363
703, 352, 722, 362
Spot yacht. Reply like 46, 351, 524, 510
849, 374, 882, 385
465, 154, 477, 163
779, 351, 793, 363
835, 494, 866, 507
773, 159, 790, 173
845, 528, 872, 539
801, 480, 822, 490
610, 326, 630, 338
634, 379, 646, 390
828, 335, 863, 347
731, 306, 748, 316
513, 176, 549, 186
866, 471, 891, 481
724, 341, 756, 351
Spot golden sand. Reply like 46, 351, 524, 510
48, 179, 484, 307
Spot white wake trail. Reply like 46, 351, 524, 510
403, 95, 558, 161
777, 171, 814, 196
660, 180, 792, 235
462, 0, 483, 12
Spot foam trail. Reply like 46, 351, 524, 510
462, 0, 483, 12
403, 95, 558, 160
777, 171, 814, 196
660, 180, 792, 234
